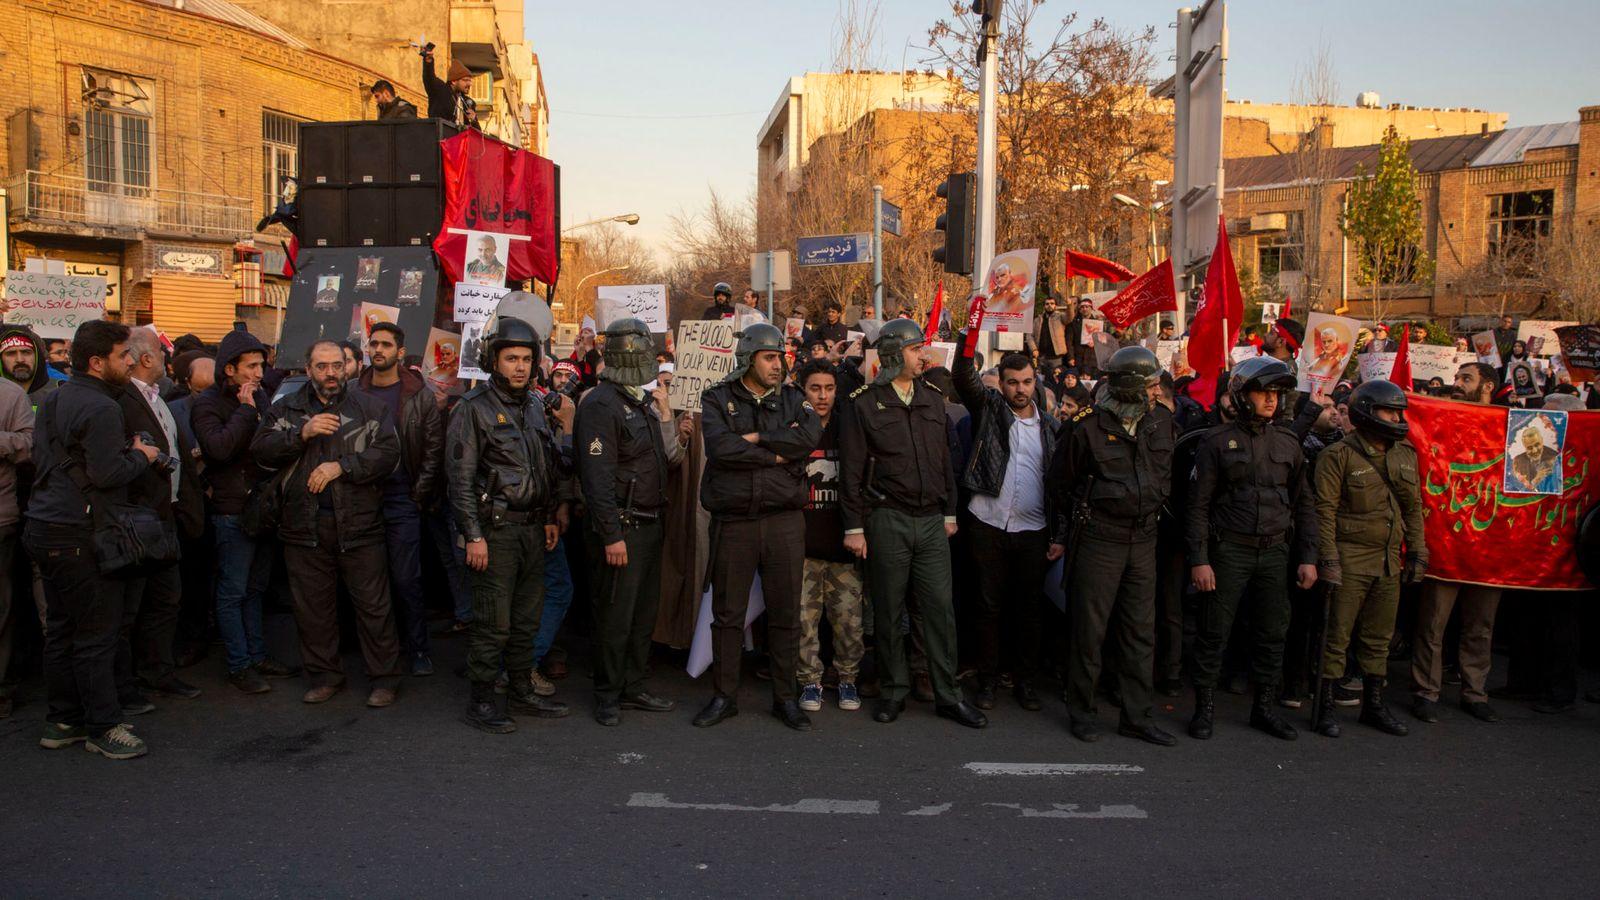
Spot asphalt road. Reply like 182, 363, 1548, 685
2, 629, 1597, 898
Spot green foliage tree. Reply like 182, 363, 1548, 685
1339, 125, 1433, 322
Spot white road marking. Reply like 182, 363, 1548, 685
963, 762, 1144, 776
985, 803, 1148, 819
903, 803, 953, 817
628, 793, 880, 815
616, 752, 644, 765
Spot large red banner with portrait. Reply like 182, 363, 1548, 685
433, 130, 559, 286
1406, 395, 1596, 590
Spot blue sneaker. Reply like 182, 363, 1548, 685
799, 683, 823, 711
837, 682, 861, 711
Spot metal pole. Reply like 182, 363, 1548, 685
1173, 6, 1193, 328
766, 250, 775, 320
974, 15, 999, 284
872, 185, 884, 320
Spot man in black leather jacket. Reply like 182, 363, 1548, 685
252, 340, 402, 709
446, 317, 569, 733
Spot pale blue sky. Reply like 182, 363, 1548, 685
531, 0, 1598, 257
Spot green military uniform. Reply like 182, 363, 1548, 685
1313, 432, 1427, 680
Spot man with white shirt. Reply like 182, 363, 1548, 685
118, 327, 198, 703
953, 347, 1059, 711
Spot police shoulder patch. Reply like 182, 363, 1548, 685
849, 384, 870, 400
1071, 405, 1095, 423
588, 437, 604, 456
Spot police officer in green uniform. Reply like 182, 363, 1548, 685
1185, 357, 1319, 741
840, 319, 987, 729
447, 316, 570, 733
1048, 345, 1176, 745
1311, 379, 1426, 738
574, 318, 683, 727
693, 323, 823, 730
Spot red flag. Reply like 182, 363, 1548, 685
1389, 323, 1412, 388
1407, 395, 1595, 590
961, 294, 986, 358
1096, 259, 1176, 329
1281, 294, 1292, 321
433, 130, 560, 286
1064, 250, 1136, 283
925, 281, 945, 341
1185, 216, 1244, 409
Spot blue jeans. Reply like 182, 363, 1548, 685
427, 509, 475, 624
383, 493, 428, 656
534, 536, 574, 667
212, 514, 272, 673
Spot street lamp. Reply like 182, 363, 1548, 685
575, 265, 631, 292
563, 213, 641, 234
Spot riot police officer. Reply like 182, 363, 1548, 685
1311, 379, 1426, 738
699, 282, 737, 321
840, 319, 987, 729
447, 316, 570, 733
574, 318, 684, 726
694, 323, 822, 730
1047, 345, 1176, 745
1185, 357, 1319, 742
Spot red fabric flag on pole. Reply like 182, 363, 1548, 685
1096, 259, 1176, 329
961, 294, 986, 358
433, 130, 560, 286
1389, 323, 1413, 388
1064, 250, 1136, 284
1184, 216, 1244, 409
925, 281, 945, 341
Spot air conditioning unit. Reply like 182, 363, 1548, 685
1249, 213, 1288, 234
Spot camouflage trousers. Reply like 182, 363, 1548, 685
797, 558, 866, 685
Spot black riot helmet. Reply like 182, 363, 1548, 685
712, 282, 733, 300
1103, 345, 1162, 402
601, 317, 656, 387
1227, 356, 1297, 425
874, 318, 926, 384
1347, 379, 1409, 443
479, 315, 540, 374
728, 322, 787, 382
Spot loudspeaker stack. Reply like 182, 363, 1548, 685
296, 119, 460, 248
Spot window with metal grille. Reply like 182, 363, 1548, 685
262, 111, 301, 219
82, 69, 153, 195
1487, 190, 1552, 257
1256, 211, 1304, 281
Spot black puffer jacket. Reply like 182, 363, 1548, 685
446, 381, 562, 542
250, 382, 400, 550
951, 347, 1058, 498
699, 379, 822, 519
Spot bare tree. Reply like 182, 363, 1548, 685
554, 222, 662, 326
1534, 223, 1600, 323
1286, 43, 1341, 311
663, 188, 757, 320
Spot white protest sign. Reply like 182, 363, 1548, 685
1358, 351, 1397, 383
1410, 343, 1458, 385
927, 341, 957, 371
3, 271, 108, 339
1516, 320, 1576, 358
1231, 345, 1260, 365
452, 283, 508, 323
595, 284, 669, 333
1296, 311, 1360, 400
1156, 339, 1182, 371
669, 319, 738, 413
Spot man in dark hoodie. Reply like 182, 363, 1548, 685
191, 329, 296, 694
0, 324, 60, 409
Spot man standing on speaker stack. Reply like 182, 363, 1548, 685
370, 80, 417, 120
421, 46, 477, 129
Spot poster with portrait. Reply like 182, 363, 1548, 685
785, 317, 807, 341
355, 256, 381, 291
359, 302, 399, 340
1471, 330, 1502, 368
977, 248, 1039, 333
1296, 312, 1359, 401
1080, 317, 1105, 346
1506, 360, 1540, 397
422, 327, 463, 395
396, 269, 425, 306
1516, 320, 1576, 357
314, 275, 341, 311
461, 231, 510, 288
457, 322, 488, 382
1503, 409, 1566, 496
858, 349, 882, 382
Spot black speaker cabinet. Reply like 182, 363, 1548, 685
392, 119, 458, 184
344, 185, 391, 246
297, 185, 345, 247
298, 123, 346, 186
393, 185, 443, 245
346, 123, 394, 185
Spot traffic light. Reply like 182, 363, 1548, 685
933, 172, 975, 276
971, 0, 1000, 20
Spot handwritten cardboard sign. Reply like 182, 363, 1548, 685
1409, 343, 1458, 385
1358, 351, 1397, 383
3, 271, 108, 339
453, 283, 509, 324
669, 319, 738, 413
595, 284, 669, 333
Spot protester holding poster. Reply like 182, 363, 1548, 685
977, 249, 1039, 333
1297, 313, 1359, 402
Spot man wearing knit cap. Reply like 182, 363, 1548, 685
422, 47, 478, 129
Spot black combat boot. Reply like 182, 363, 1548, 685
508, 670, 571, 718
1357, 674, 1408, 736
1312, 681, 1341, 738
464, 682, 515, 734
1250, 687, 1298, 741
1188, 686, 1215, 740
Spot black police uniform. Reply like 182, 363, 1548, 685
1185, 418, 1317, 693
839, 378, 961, 706
1047, 402, 1175, 727
699, 378, 822, 705
573, 381, 671, 706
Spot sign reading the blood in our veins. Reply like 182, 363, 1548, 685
3, 272, 108, 339
669, 319, 737, 413
1407, 395, 1595, 591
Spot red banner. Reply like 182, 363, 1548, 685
1064, 249, 1136, 283
1407, 395, 1597, 590
1097, 259, 1175, 329
433, 130, 559, 286
1185, 216, 1244, 409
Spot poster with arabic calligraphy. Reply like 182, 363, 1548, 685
1408, 395, 1594, 590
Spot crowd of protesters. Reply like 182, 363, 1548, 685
0, 281, 1594, 759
